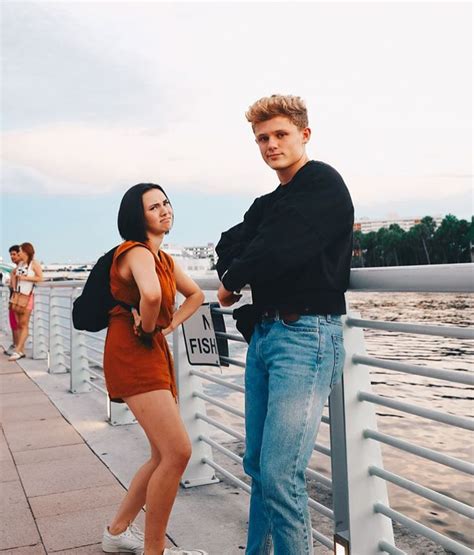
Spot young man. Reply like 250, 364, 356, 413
4, 245, 21, 356
216, 95, 354, 554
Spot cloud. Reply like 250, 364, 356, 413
2, 122, 274, 195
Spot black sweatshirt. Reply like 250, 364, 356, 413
216, 160, 354, 315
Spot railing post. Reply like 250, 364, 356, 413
108, 398, 136, 426
70, 289, 91, 393
32, 290, 49, 360
48, 289, 68, 373
173, 321, 219, 488
330, 312, 394, 553
0, 288, 9, 333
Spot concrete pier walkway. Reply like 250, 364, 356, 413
0, 335, 249, 554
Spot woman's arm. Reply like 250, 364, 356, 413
162, 262, 204, 336
18, 261, 43, 283
126, 247, 162, 333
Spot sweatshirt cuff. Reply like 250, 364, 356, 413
221, 268, 243, 293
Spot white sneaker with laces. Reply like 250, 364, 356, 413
164, 549, 208, 555
102, 524, 144, 553
8, 351, 25, 361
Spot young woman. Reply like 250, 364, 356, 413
101, 183, 207, 555
8, 242, 43, 361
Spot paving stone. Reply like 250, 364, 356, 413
0, 482, 40, 549
36, 505, 145, 553
0, 401, 60, 424
0, 373, 40, 394
0, 480, 29, 517
0, 391, 51, 409
17, 454, 117, 497
0, 544, 46, 554
51, 544, 104, 554
0, 364, 22, 375
0, 429, 13, 462
13, 443, 92, 466
0, 458, 18, 482
29, 483, 126, 518
3, 417, 82, 452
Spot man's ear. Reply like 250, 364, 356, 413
302, 127, 311, 144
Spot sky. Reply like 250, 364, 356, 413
1, 1, 472, 263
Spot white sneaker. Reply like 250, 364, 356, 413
102, 524, 144, 553
8, 351, 25, 361
164, 549, 208, 555
4, 344, 15, 356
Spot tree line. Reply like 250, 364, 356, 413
352, 215, 473, 267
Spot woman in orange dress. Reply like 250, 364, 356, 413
101, 183, 206, 555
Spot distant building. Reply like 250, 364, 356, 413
182, 243, 216, 265
354, 216, 443, 234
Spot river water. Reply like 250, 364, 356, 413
200, 291, 473, 552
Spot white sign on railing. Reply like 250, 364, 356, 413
181, 303, 220, 366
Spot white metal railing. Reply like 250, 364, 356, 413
0, 263, 472, 554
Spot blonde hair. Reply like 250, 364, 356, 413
245, 94, 308, 130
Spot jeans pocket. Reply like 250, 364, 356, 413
330, 334, 346, 387
279, 315, 319, 333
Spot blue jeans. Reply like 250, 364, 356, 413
243, 314, 346, 555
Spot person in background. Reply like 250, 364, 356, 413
101, 183, 207, 555
8, 242, 43, 361
216, 95, 354, 554
4, 245, 21, 356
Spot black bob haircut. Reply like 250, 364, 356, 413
9, 245, 20, 253
117, 183, 172, 243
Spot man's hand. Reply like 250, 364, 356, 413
217, 284, 242, 307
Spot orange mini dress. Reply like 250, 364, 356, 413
103, 241, 178, 402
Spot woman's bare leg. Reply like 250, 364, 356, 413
15, 310, 31, 353
109, 390, 191, 553
108, 447, 161, 534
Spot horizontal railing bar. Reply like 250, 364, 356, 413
308, 497, 333, 520
374, 503, 472, 555
378, 540, 406, 555
34, 308, 50, 315
50, 294, 74, 300
364, 429, 474, 475
87, 380, 107, 395
194, 264, 474, 293
84, 343, 105, 356
55, 323, 70, 331
353, 354, 474, 385
53, 313, 72, 321
311, 528, 333, 550
202, 456, 251, 493
369, 466, 474, 519
194, 391, 245, 418
190, 369, 245, 393
347, 316, 474, 340
200, 435, 243, 465
54, 332, 70, 341
321, 414, 330, 425
78, 331, 106, 343
305, 468, 332, 489
88, 368, 105, 381
85, 356, 103, 368
215, 331, 247, 343
359, 391, 474, 430
219, 355, 246, 368
201, 436, 333, 516
314, 443, 331, 457
210, 307, 234, 315
196, 413, 245, 441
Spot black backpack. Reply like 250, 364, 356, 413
72, 246, 133, 332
